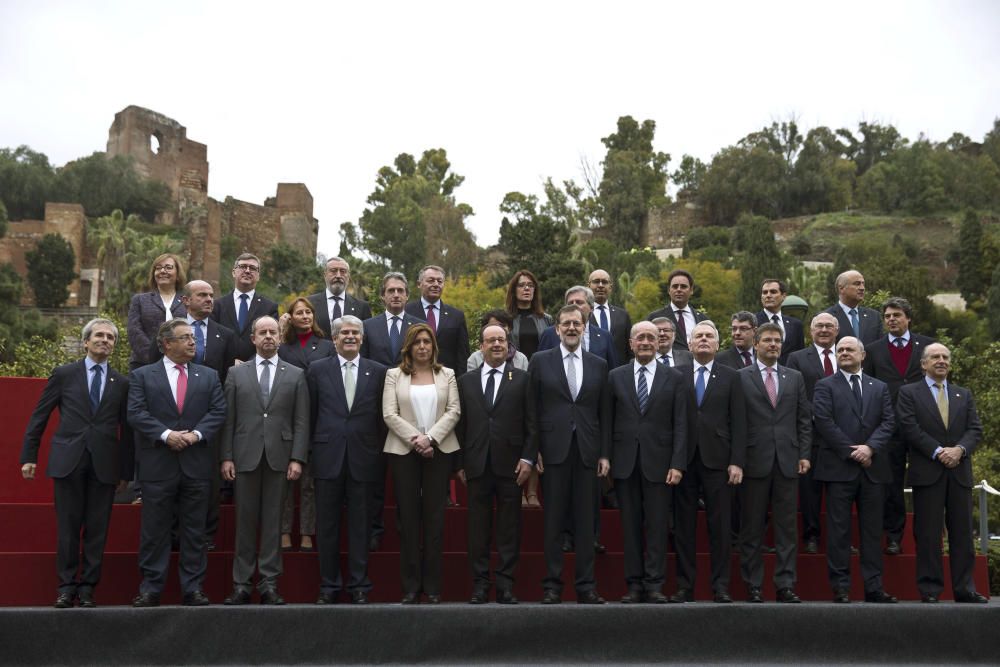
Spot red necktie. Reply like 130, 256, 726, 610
822, 349, 834, 376
175, 364, 187, 413
765, 367, 777, 408
426, 304, 437, 333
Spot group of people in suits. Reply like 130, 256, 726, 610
19, 258, 988, 607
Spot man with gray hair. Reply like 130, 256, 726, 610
537, 285, 617, 369
651, 317, 693, 368
308, 256, 373, 338
405, 264, 469, 375
21, 318, 132, 608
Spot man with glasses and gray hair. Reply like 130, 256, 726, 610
308, 257, 373, 338
211, 253, 279, 361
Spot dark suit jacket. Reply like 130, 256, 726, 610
307, 291, 373, 338
278, 335, 335, 370
825, 303, 882, 345
538, 324, 617, 369
361, 312, 425, 367
756, 310, 805, 364
608, 362, 687, 481
527, 347, 611, 468
220, 359, 310, 472
863, 333, 935, 404
405, 300, 470, 376
307, 356, 388, 482
661, 349, 693, 368
127, 360, 227, 481
21, 360, 133, 485
644, 305, 708, 351
211, 291, 280, 361
812, 372, 895, 483
738, 364, 812, 479
681, 362, 747, 470
456, 362, 537, 479
127, 291, 186, 366
190, 318, 238, 385
786, 346, 834, 401
897, 380, 982, 488
590, 302, 632, 368
715, 346, 754, 370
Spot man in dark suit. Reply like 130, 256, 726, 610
588, 269, 632, 368
738, 322, 812, 603
650, 317, 693, 368
457, 323, 536, 604
211, 253, 279, 361
897, 343, 987, 603
538, 285, 617, 369
812, 336, 898, 603
220, 316, 310, 605
715, 311, 758, 370
673, 320, 746, 604
786, 312, 840, 554
309, 315, 388, 604
824, 270, 882, 344
128, 319, 227, 607
405, 264, 469, 375
308, 256, 373, 338
863, 296, 935, 555
757, 279, 805, 365
607, 321, 686, 603
529, 305, 611, 604
645, 269, 708, 352
20, 318, 132, 609
361, 272, 422, 550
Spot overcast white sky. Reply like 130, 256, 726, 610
2, 0, 999, 257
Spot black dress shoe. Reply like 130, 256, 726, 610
183, 590, 210, 606
54, 592, 75, 609
541, 590, 562, 604
776, 588, 801, 603
224, 589, 252, 605
351, 591, 369, 604
425, 594, 441, 604
593, 541, 607, 555
576, 590, 605, 604
884, 540, 901, 555
646, 591, 669, 604
955, 591, 989, 603
713, 591, 733, 604
850, 546, 859, 555
865, 590, 897, 604
469, 588, 489, 604
747, 587, 764, 603
132, 592, 160, 608
832, 589, 851, 603
401, 592, 420, 605
804, 538, 819, 554
316, 592, 339, 604
669, 588, 693, 603
496, 590, 518, 605
77, 590, 96, 608
561, 536, 573, 553
601, 491, 619, 509
762, 544, 777, 554
260, 590, 285, 605
206, 541, 217, 552
921, 594, 939, 603
368, 534, 382, 552
620, 590, 644, 603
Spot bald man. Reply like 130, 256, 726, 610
588, 269, 632, 368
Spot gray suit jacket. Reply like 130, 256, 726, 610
220, 358, 310, 472
738, 364, 812, 479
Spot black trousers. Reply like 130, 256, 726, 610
913, 474, 978, 598
315, 473, 373, 595
542, 436, 597, 594
138, 473, 210, 594
466, 463, 523, 592
825, 476, 885, 592
618, 465, 671, 593
674, 451, 732, 593
390, 450, 453, 596
52, 449, 115, 594
799, 464, 823, 543
883, 436, 908, 542
740, 465, 798, 590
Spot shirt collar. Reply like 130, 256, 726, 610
756, 359, 776, 372
84, 357, 107, 373
481, 362, 503, 380
326, 287, 344, 301
420, 297, 440, 310
840, 369, 861, 383
634, 358, 658, 375
925, 375, 948, 390
163, 357, 185, 372
255, 353, 278, 367
235, 289, 256, 302
889, 331, 910, 345
559, 343, 579, 358
695, 359, 714, 373
384, 310, 402, 322
338, 354, 359, 367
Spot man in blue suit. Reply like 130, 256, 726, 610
20, 318, 132, 608
309, 315, 388, 604
128, 319, 227, 607
537, 285, 617, 369
404, 264, 469, 375
756, 279, 804, 365
812, 336, 897, 603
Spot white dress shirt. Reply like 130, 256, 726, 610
633, 359, 658, 397
255, 354, 279, 395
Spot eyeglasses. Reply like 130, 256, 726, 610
235, 264, 260, 273
422, 277, 444, 285
155, 264, 176, 272
516, 282, 535, 289
590, 279, 610, 285
483, 337, 508, 345
169, 334, 196, 342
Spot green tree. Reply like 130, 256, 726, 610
987, 263, 1000, 340
735, 215, 785, 310
0, 199, 7, 239
597, 116, 670, 249
671, 155, 707, 198
262, 242, 322, 300
53, 153, 172, 220
958, 209, 985, 306
26, 233, 76, 308
0, 146, 57, 221
836, 121, 906, 176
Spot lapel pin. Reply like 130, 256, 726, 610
365, 371, 370, 376
508, 371, 513, 381
109, 377, 115, 382
194, 372, 200, 377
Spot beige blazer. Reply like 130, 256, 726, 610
383, 366, 460, 455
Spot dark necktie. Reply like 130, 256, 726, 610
260, 359, 271, 404
849, 308, 860, 338
331, 296, 342, 322
598, 305, 609, 332
637, 366, 649, 414
895, 337, 906, 349
674, 310, 687, 346
193, 320, 205, 364
389, 316, 402, 359
659, 355, 669, 366
822, 349, 834, 376
485, 368, 497, 408
238, 293, 249, 331
850, 374, 862, 410
741, 350, 752, 367
695, 366, 707, 407
89, 365, 103, 414
772, 314, 780, 325
426, 304, 437, 333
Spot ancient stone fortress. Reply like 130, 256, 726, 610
1, 105, 318, 306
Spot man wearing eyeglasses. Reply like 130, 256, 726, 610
307, 257, 373, 338
211, 253, 279, 361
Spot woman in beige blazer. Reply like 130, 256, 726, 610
383, 323, 460, 603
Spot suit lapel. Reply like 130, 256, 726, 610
151, 362, 181, 417
915, 382, 946, 431
946, 386, 962, 433
836, 373, 862, 419
649, 363, 669, 413
907, 338, 926, 376
352, 358, 370, 413
489, 362, 512, 412
550, 349, 573, 401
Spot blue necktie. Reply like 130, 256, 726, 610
637, 366, 649, 414
849, 308, 860, 338
599, 305, 609, 332
695, 366, 707, 407
238, 293, 249, 331
389, 316, 402, 360
193, 320, 205, 364
89, 365, 103, 414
